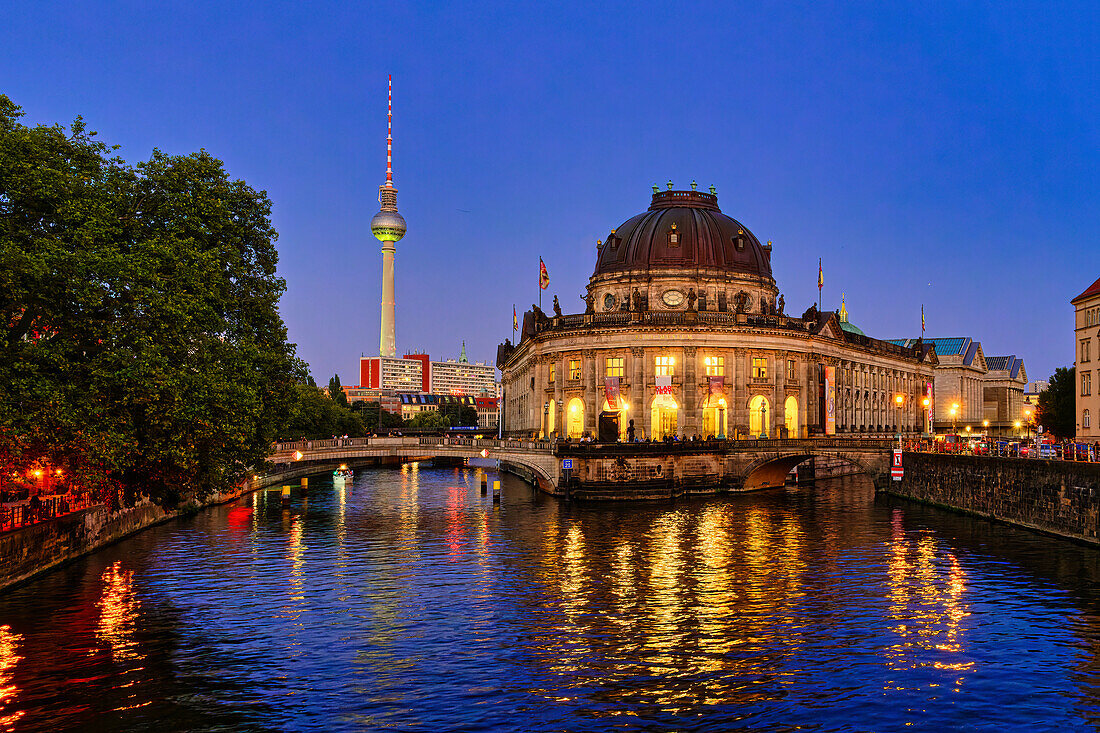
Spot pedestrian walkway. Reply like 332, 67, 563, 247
0, 494, 96, 533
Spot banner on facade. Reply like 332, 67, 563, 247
925, 381, 934, 435
825, 365, 836, 435
708, 376, 725, 406
655, 375, 673, 396
604, 377, 620, 409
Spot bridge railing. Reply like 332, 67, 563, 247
271, 436, 555, 457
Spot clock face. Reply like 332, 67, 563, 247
662, 289, 684, 307
603, 293, 616, 311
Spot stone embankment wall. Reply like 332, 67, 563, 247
0, 484, 253, 594
888, 453, 1100, 544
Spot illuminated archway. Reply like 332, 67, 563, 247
784, 396, 799, 438
650, 394, 679, 441
702, 395, 728, 439
546, 402, 556, 437
566, 398, 585, 439
749, 395, 771, 438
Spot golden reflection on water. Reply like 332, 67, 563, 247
95, 562, 144, 663
0, 625, 24, 731
885, 509, 972, 684
397, 462, 420, 561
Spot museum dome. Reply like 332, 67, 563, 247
592, 188, 773, 280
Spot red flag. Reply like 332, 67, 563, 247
539, 257, 549, 290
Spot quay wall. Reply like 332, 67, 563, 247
887, 453, 1100, 545
0, 481, 265, 595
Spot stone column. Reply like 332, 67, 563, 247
631, 346, 644, 436
683, 345, 698, 436
553, 353, 563, 436
733, 348, 748, 437
583, 349, 598, 436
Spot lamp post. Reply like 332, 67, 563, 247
543, 401, 549, 440
557, 398, 563, 440
718, 397, 727, 440
950, 403, 959, 434
760, 404, 768, 439
1023, 408, 1033, 441
894, 393, 905, 447
922, 396, 931, 439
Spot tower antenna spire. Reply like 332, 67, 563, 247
386, 74, 393, 186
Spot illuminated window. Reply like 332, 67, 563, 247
655, 356, 675, 376
606, 357, 624, 377
752, 357, 767, 380
548, 364, 555, 383
569, 359, 581, 381
704, 356, 724, 377
787, 359, 796, 381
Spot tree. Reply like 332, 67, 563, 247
328, 373, 347, 407
407, 411, 447, 429
1037, 367, 1076, 440
0, 94, 301, 506
281, 382, 364, 440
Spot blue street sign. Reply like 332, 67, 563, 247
562, 459, 573, 470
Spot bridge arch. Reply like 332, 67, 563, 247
740, 451, 877, 492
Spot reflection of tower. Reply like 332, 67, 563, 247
371, 75, 406, 357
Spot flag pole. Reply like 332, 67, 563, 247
818, 258, 822, 313
538, 257, 542, 310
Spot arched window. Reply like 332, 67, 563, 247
749, 395, 771, 438
566, 398, 585, 439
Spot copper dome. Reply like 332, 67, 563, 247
593, 190, 772, 279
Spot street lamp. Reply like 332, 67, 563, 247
894, 393, 905, 446
950, 403, 959, 434
718, 397, 727, 440
543, 401, 549, 439
982, 419, 989, 438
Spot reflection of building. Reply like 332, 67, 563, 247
497, 186, 937, 440
887, 337, 1028, 437
1074, 275, 1100, 440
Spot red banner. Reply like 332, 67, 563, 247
604, 377, 620, 409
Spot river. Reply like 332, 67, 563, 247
1, 462, 1099, 731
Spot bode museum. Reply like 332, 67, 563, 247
497, 185, 938, 441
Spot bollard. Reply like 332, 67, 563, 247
481, 475, 488, 495
281, 485, 291, 507
493, 479, 501, 504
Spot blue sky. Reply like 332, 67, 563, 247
4, 1, 1097, 384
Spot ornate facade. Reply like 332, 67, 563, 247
498, 188, 937, 440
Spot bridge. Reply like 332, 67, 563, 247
268, 436, 897, 500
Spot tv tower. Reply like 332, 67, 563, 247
371, 75, 406, 358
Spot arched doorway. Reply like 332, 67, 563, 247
784, 396, 799, 439
749, 395, 771, 438
566, 398, 585, 439
701, 396, 728, 439
650, 394, 678, 440
546, 401, 556, 437
601, 398, 630, 441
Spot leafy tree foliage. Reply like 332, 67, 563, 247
439, 403, 478, 427
1037, 366, 1076, 440
351, 401, 404, 430
407, 411, 447, 429
327, 373, 347, 407
281, 383, 364, 440
0, 95, 300, 505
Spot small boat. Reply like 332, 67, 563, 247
333, 465, 353, 481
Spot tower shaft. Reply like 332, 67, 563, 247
379, 240, 397, 357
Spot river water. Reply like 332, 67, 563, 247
1, 463, 1100, 731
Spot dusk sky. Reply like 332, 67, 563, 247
4, 2, 1097, 385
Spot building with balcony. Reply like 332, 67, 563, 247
497, 186, 938, 441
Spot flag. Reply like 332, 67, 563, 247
513, 305, 518, 332
539, 257, 550, 290
818, 258, 823, 289
921, 304, 925, 335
